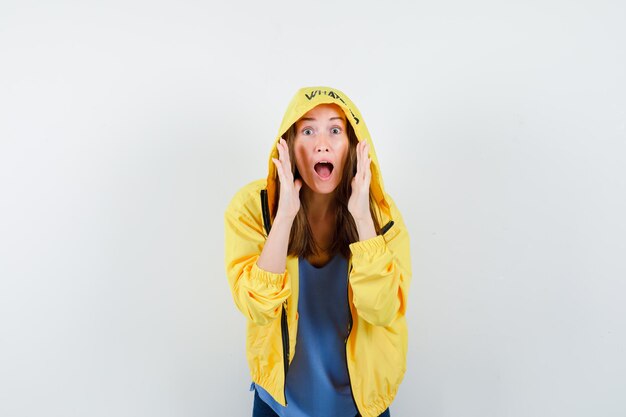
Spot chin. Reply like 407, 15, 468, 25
315, 187, 337, 195
304, 179, 339, 195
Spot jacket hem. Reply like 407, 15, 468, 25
250, 373, 286, 407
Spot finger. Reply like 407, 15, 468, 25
281, 138, 291, 164
281, 140, 293, 178
272, 157, 284, 182
277, 140, 285, 162
356, 141, 362, 178
280, 144, 294, 181
363, 142, 372, 177
364, 144, 371, 180
275, 143, 294, 184
275, 142, 281, 166
359, 141, 366, 180
294, 178, 302, 193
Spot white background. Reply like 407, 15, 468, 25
1, 1, 625, 416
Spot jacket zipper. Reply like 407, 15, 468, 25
346, 220, 394, 417
260, 189, 271, 236
281, 301, 290, 405
345, 269, 360, 416
261, 189, 290, 406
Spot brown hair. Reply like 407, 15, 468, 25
274, 119, 381, 260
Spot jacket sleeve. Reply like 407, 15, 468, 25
224, 195, 291, 326
348, 194, 412, 327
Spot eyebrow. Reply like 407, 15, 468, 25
299, 116, 345, 122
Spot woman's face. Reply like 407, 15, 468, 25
293, 103, 350, 195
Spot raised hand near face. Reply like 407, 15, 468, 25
347, 140, 372, 222
272, 138, 303, 221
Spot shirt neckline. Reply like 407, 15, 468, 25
301, 253, 341, 270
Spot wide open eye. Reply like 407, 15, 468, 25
302, 128, 313, 136
331, 127, 342, 134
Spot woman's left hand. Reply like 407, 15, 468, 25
348, 140, 372, 221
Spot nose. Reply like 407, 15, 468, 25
315, 133, 330, 153
315, 145, 329, 153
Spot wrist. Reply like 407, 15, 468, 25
350, 211, 373, 224
274, 212, 296, 225
354, 215, 376, 241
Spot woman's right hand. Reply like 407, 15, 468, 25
272, 138, 302, 221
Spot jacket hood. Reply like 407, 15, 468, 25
265, 86, 390, 219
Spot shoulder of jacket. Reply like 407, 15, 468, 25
381, 191, 409, 235
383, 191, 402, 216
225, 178, 267, 217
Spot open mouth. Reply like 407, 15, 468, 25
313, 162, 334, 179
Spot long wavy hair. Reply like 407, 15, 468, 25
273, 119, 381, 260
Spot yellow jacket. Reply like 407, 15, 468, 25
224, 86, 412, 417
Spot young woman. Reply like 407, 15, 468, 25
224, 86, 412, 417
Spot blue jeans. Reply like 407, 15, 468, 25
253, 389, 391, 417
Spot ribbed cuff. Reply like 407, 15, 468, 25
349, 234, 386, 256
251, 262, 287, 289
